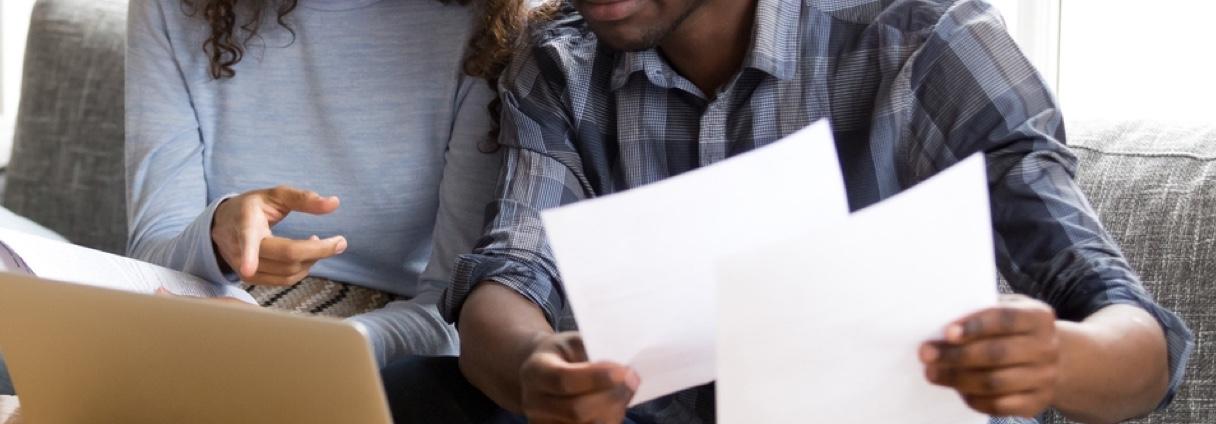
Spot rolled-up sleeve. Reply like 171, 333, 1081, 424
440, 45, 593, 329
906, 0, 1193, 408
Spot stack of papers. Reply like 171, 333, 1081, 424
542, 121, 850, 404
541, 120, 998, 421
716, 155, 995, 423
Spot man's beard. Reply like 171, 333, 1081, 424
592, 0, 706, 52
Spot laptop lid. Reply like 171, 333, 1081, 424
0, 272, 391, 424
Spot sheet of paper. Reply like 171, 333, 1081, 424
0, 228, 256, 303
541, 120, 850, 404
716, 154, 996, 423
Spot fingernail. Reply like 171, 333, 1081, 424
946, 324, 964, 342
625, 370, 641, 392
310, 235, 320, 241
920, 344, 939, 362
334, 238, 348, 254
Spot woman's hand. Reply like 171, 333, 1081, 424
211, 186, 347, 286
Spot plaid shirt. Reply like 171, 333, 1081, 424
442, 0, 1194, 422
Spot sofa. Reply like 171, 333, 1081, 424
1, 0, 1212, 422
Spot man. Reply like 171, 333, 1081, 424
384, 0, 1194, 422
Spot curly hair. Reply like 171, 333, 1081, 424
462, 0, 562, 144
462, 0, 561, 89
182, 0, 559, 142
183, 0, 555, 81
181, 0, 300, 80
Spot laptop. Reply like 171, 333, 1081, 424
0, 272, 392, 424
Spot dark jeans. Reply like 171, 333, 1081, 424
0, 350, 13, 396
380, 356, 648, 424
381, 356, 520, 424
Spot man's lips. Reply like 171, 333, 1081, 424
578, 0, 644, 22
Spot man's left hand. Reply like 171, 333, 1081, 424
919, 294, 1060, 418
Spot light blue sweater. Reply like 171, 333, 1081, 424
125, 0, 500, 364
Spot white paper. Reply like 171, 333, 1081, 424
541, 120, 850, 404
0, 228, 256, 303
716, 154, 996, 423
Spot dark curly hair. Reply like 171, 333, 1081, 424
182, 0, 557, 82
462, 0, 562, 143
181, 0, 300, 80
182, 0, 560, 141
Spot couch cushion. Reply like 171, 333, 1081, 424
2, 0, 128, 254
1063, 119, 1215, 423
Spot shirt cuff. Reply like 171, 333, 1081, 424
179, 194, 241, 285
440, 252, 565, 329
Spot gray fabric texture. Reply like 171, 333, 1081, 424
5, 0, 1212, 420
3, 0, 127, 254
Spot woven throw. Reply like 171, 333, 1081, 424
241, 278, 399, 319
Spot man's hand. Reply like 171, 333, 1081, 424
920, 294, 1060, 418
519, 332, 639, 424
211, 186, 347, 286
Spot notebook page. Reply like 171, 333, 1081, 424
0, 228, 255, 303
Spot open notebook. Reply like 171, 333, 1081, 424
0, 228, 255, 303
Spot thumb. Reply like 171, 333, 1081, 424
265, 186, 340, 215
239, 228, 262, 278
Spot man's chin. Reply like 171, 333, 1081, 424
586, 21, 664, 52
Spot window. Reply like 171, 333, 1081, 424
1057, 1, 1216, 123
988, 0, 1061, 91
992, 0, 1214, 124
1, 0, 37, 167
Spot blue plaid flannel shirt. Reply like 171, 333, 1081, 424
442, 0, 1194, 422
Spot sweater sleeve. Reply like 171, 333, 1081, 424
124, 0, 237, 285
350, 71, 502, 364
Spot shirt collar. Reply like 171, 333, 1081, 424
609, 0, 801, 92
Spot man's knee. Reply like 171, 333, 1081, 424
380, 355, 518, 424
0, 350, 14, 396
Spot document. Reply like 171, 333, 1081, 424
716, 154, 996, 423
0, 228, 256, 303
541, 120, 850, 404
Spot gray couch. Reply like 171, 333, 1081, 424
4, 0, 127, 254
5, 0, 1213, 422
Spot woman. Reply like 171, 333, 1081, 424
125, 0, 501, 365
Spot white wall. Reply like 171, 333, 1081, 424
1058, 1, 1216, 123
1, 0, 37, 167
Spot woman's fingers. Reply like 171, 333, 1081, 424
259, 236, 347, 264
238, 236, 346, 286
244, 269, 311, 287
255, 257, 317, 276
211, 187, 343, 281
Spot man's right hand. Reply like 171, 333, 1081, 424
211, 185, 347, 286
518, 332, 639, 424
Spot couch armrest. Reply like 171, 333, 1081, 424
1, 0, 129, 254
